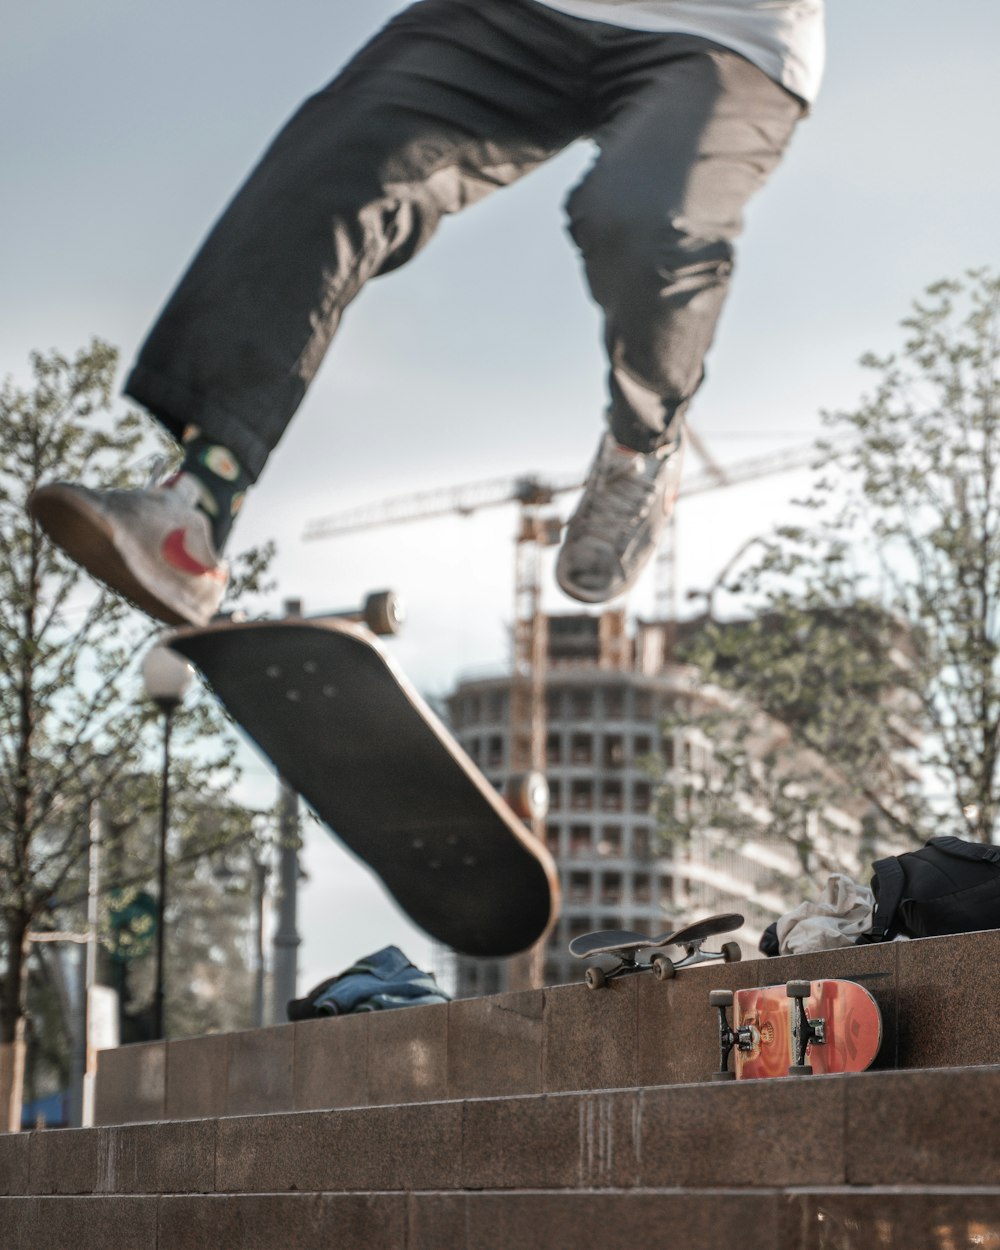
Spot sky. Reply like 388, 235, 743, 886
4, 1, 999, 1002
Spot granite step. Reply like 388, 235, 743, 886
7, 1067, 1000, 1197
3, 1187, 1000, 1250
93, 928, 1000, 1125
10, 932, 1000, 1248
7, 1064, 1000, 1247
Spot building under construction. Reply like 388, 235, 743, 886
302, 442, 914, 996
446, 609, 896, 997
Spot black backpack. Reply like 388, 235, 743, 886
858, 835, 1000, 943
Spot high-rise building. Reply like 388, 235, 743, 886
450, 610, 775, 990
445, 609, 905, 997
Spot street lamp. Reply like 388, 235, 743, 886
142, 640, 194, 1040
685, 536, 775, 622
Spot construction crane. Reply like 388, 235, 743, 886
303, 438, 825, 543
304, 441, 825, 765
303, 437, 828, 761
304, 436, 826, 987
303, 436, 827, 702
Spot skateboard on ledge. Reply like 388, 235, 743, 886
168, 607, 559, 959
709, 978, 883, 1080
568, 912, 744, 989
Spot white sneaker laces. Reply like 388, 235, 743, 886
572, 449, 663, 543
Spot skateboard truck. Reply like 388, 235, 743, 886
709, 989, 750, 1081
787, 979, 826, 1075
584, 950, 672, 990
659, 935, 742, 978
208, 592, 404, 637
710, 981, 827, 1080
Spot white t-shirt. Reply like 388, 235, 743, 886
532, 0, 826, 104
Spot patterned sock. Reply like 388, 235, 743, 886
175, 426, 250, 552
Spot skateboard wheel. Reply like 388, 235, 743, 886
651, 954, 676, 981
721, 941, 742, 964
708, 989, 733, 1008
505, 771, 550, 821
788, 1064, 814, 1077
711, 1070, 737, 1082
786, 980, 812, 999
585, 966, 608, 991
363, 591, 405, 636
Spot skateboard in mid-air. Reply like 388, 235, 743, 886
568, 913, 744, 989
168, 608, 559, 959
709, 978, 883, 1080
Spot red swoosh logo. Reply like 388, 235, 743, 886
162, 528, 226, 580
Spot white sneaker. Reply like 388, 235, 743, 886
556, 430, 684, 603
29, 473, 229, 627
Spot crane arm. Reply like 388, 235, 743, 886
303, 439, 830, 540
679, 440, 825, 498
303, 472, 583, 540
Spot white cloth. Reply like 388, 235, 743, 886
776, 874, 877, 955
533, 0, 826, 104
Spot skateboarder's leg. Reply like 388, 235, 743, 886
125, 0, 585, 482
570, 36, 803, 452
31, 0, 585, 625
557, 36, 803, 602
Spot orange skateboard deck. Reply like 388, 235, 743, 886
710, 979, 882, 1080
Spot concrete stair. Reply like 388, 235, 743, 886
3, 931, 1000, 1247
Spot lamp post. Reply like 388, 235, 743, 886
142, 641, 193, 1041
686, 536, 775, 622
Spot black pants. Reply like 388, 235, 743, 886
126, 0, 804, 480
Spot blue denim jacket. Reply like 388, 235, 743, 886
303, 945, 450, 1017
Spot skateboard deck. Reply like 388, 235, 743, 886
569, 913, 744, 987
169, 617, 559, 958
710, 979, 882, 1080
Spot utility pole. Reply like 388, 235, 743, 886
81, 803, 120, 1126
251, 855, 269, 1028
42, 802, 117, 1129
270, 598, 303, 1023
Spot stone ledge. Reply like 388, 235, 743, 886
92, 928, 1000, 1126
2, 1187, 999, 1250
20, 1067, 1000, 1196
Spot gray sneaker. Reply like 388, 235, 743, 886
29, 473, 229, 627
556, 430, 684, 603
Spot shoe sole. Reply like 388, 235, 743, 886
555, 550, 646, 604
30, 484, 193, 627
